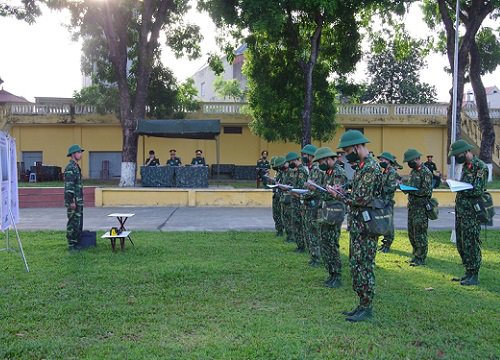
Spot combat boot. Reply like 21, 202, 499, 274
460, 273, 479, 286
346, 307, 373, 322
410, 259, 425, 267
452, 271, 472, 282
276, 230, 283, 237
379, 246, 390, 253
341, 306, 360, 316
325, 276, 342, 289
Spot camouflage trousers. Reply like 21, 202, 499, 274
408, 203, 429, 262
349, 210, 377, 308
281, 202, 293, 242
381, 202, 395, 247
292, 199, 305, 250
304, 204, 320, 262
67, 206, 83, 247
456, 201, 482, 274
320, 223, 342, 277
272, 193, 284, 234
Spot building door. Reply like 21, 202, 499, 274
88, 152, 121, 179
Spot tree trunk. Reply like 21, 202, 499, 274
469, 40, 495, 164
301, 14, 323, 147
437, 0, 493, 165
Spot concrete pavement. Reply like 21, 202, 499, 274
16, 206, 500, 231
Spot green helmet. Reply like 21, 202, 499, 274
274, 156, 286, 167
269, 156, 276, 168
312, 147, 337, 162
301, 144, 317, 156
337, 130, 370, 149
377, 151, 396, 163
403, 148, 422, 163
285, 152, 300, 162
67, 144, 84, 157
448, 139, 474, 157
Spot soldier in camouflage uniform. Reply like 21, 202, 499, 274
402, 149, 433, 266
329, 130, 383, 322
301, 144, 321, 266
311, 147, 348, 288
64, 144, 84, 250
271, 156, 286, 237
285, 151, 309, 252
449, 140, 488, 286
279, 160, 293, 243
377, 152, 400, 253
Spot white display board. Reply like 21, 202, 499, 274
0, 132, 20, 231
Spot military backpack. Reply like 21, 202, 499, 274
474, 192, 495, 225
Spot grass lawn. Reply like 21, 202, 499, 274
1, 230, 499, 359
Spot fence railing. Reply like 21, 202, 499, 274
7, 103, 97, 115
3, 101, 500, 120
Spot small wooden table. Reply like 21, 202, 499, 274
107, 213, 135, 247
101, 231, 131, 252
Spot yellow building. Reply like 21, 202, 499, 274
1, 101, 499, 179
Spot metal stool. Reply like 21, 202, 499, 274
29, 173, 37, 183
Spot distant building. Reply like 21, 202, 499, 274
0, 88, 31, 106
191, 44, 247, 102
463, 85, 500, 108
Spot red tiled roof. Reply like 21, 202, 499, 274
0, 89, 31, 104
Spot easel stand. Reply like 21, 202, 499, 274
0, 207, 29, 272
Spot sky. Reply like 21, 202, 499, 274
0, 2, 498, 103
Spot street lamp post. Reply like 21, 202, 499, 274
450, 0, 460, 180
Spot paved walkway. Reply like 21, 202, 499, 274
16, 206, 500, 231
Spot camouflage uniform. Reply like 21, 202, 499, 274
302, 162, 322, 263
280, 168, 294, 243
380, 166, 399, 248
455, 157, 488, 277
272, 168, 284, 236
319, 163, 348, 281
347, 156, 383, 310
166, 157, 182, 166
406, 165, 433, 263
290, 164, 309, 251
64, 159, 83, 248
257, 158, 271, 187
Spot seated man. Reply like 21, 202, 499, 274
256, 150, 271, 187
166, 149, 182, 166
191, 149, 206, 166
144, 150, 160, 166
423, 154, 441, 188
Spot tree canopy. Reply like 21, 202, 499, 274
199, 0, 395, 146
362, 29, 437, 104
48, 0, 202, 186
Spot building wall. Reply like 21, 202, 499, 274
9, 122, 448, 179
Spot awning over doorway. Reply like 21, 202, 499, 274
136, 119, 221, 140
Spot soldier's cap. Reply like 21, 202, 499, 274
313, 147, 337, 162
67, 144, 84, 157
403, 148, 422, 163
285, 152, 300, 162
274, 156, 286, 167
377, 151, 396, 163
301, 144, 317, 156
337, 130, 370, 149
448, 139, 474, 157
